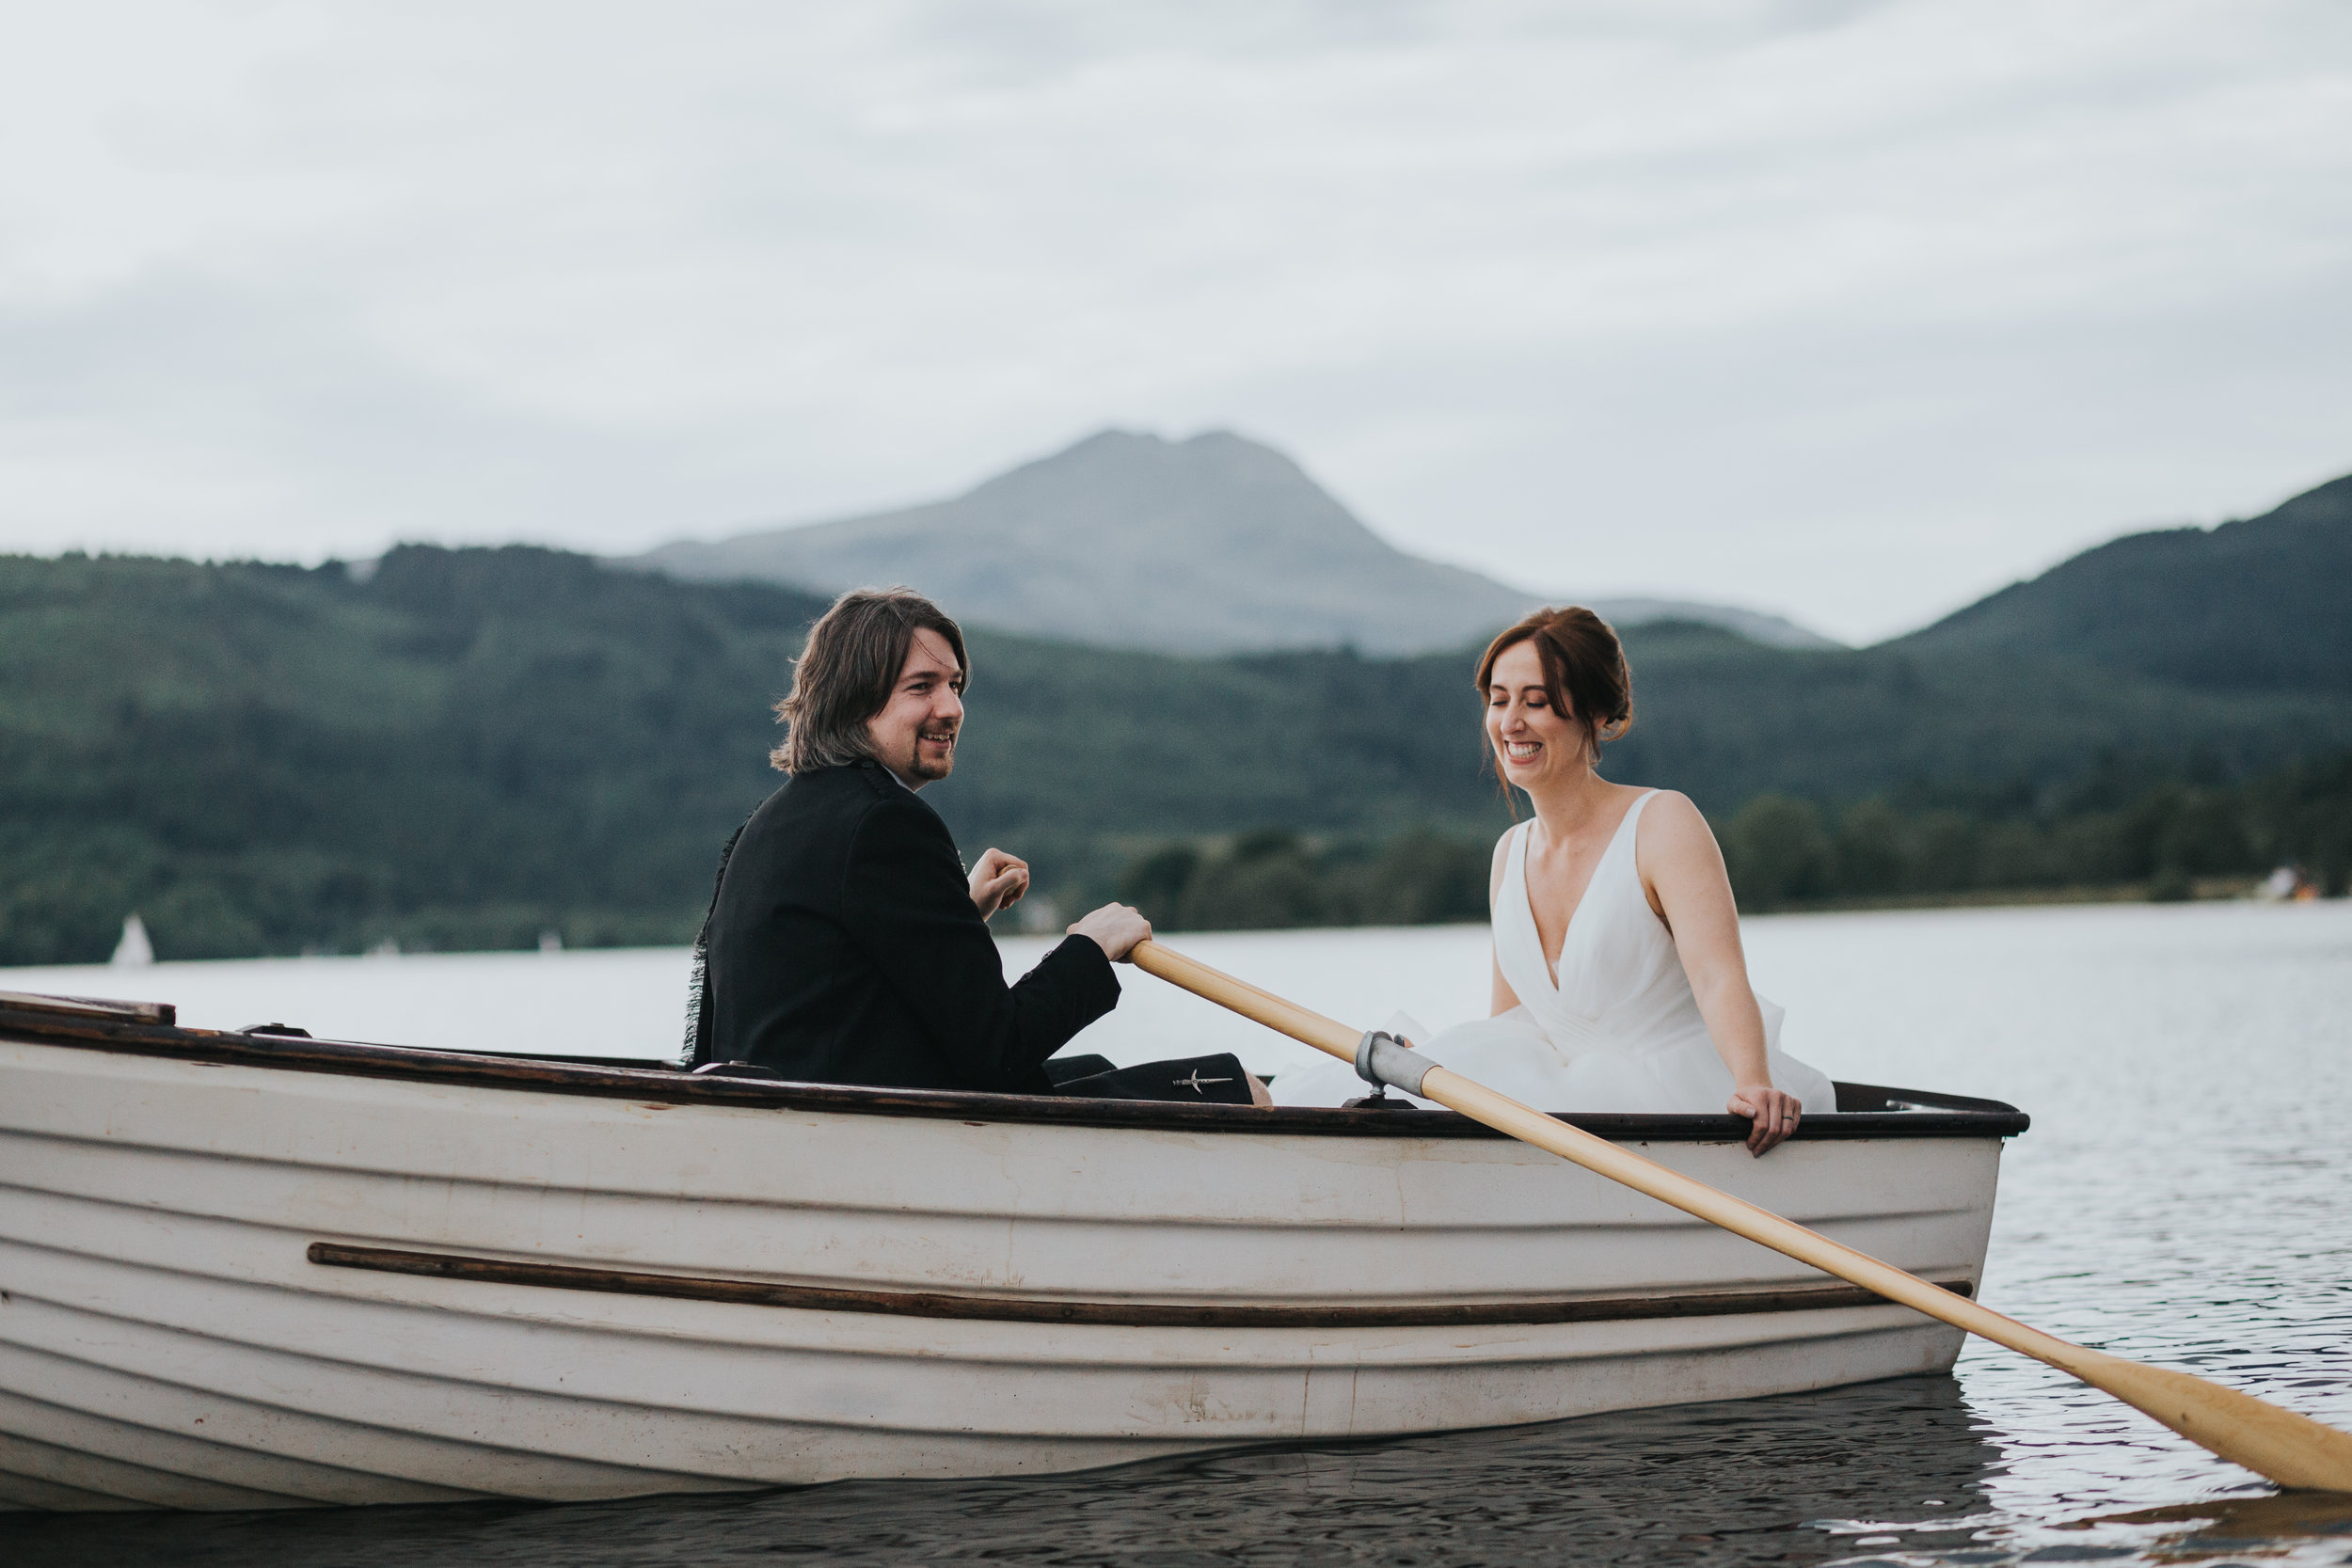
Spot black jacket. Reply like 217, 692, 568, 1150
694, 762, 1120, 1092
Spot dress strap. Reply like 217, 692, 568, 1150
1606, 790, 1661, 912
1495, 820, 1549, 1002
1620, 789, 1660, 866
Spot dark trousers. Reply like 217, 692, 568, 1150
1041, 1053, 1258, 1105
691, 1051, 1260, 1105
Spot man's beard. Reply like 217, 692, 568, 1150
909, 729, 956, 781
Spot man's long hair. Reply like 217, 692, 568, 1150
772, 587, 968, 774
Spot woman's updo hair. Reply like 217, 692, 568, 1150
1474, 606, 1633, 769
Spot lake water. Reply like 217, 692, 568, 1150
10, 901, 2352, 1566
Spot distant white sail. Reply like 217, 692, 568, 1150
111, 914, 153, 968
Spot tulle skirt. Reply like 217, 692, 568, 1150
1273, 1006, 1836, 1115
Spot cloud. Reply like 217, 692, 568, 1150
2, 0, 2347, 638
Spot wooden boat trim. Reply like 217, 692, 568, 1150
0, 1001, 2028, 1141
308, 1243, 1975, 1328
0, 989, 175, 1026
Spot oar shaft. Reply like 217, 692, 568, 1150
1130, 939, 2352, 1492
1132, 942, 1354, 1053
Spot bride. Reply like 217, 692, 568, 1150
1280, 606, 1833, 1155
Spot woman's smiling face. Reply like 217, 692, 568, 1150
1486, 638, 1585, 787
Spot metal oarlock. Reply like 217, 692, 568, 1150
1352, 1030, 1436, 1097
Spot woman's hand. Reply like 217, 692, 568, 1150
968, 847, 1029, 919
1068, 902, 1151, 961
1729, 1084, 1802, 1156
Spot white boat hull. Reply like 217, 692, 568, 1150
0, 1027, 2013, 1512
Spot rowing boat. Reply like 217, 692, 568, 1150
0, 988, 2026, 1512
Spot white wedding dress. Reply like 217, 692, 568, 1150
1279, 791, 1836, 1113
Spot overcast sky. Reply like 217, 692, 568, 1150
4, 2, 2347, 642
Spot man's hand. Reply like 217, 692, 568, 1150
968, 848, 1029, 920
1069, 903, 1151, 961
1728, 1083, 1802, 1156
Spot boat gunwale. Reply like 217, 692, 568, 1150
0, 1004, 2029, 1141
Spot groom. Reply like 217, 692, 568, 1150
688, 587, 1266, 1104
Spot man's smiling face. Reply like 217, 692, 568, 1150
866, 627, 965, 787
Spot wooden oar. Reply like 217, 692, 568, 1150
1131, 938, 2352, 1493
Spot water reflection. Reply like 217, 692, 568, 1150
2049, 1493, 2352, 1564
46, 1385, 2332, 1568
17, 1376, 2006, 1567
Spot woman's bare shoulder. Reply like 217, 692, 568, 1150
1636, 785, 1701, 818
1631, 788, 1714, 849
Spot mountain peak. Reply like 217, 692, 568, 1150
628, 428, 1827, 656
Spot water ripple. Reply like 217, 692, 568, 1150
15, 902, 2352, 1565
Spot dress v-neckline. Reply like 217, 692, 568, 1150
1520, 795, 1648, 991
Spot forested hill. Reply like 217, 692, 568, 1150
4, 538, 2350, 963
1901, 471, 2352, 690
0, 549, 826, 963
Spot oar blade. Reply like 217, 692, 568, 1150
2088, 1354, 2352, 1494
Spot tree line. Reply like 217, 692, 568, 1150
1117, 752, 2352, 930
1116, 829, 1493, 932
1714, 752, 2351, 910
3, 545, 2346, 964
